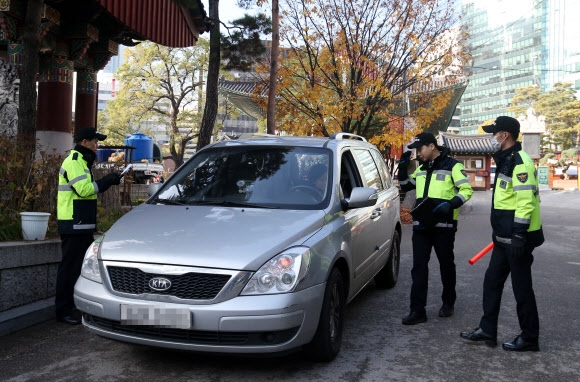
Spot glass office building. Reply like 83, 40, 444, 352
458, 0, 580, 134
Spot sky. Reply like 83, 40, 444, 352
200, 0, 263, 31
469, 0, 538, 28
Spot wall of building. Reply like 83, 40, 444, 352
458, 0, 580, 135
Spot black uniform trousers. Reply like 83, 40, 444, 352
479, 243, 539, 341
410, 228, 457, 315
55, 233, 95, 316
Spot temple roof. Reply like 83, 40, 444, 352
95, 0, 207, 47
439, 132, 495, 155
218, 79, 267, 120
1, 0, 208, 70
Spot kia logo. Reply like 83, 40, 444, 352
149, 277, 172, 291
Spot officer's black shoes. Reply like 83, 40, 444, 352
402, 311, 427, 325
502, 335, 540, 352
460, 327, 497, 347
56, 311, 81, 325
438, 303, 454, 317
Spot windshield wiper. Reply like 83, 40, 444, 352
150, 197, 187, 206
189, 200, 279, 209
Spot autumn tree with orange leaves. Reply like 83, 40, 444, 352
255, 0, 468, 156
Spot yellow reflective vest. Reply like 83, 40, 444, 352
57, 148, 100, 235
399, 148, 474, 229
491, 143, 544, 248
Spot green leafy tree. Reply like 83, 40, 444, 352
220, 13, 271, 72
555, 99, 580, 150
507, 85, 541, 117
534, 82, 576, 150
560, 148, 578, 164
509, 82, 578, 151
99, 40, 210, 167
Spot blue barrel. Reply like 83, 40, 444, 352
96, 148, 115, 162
124, 132, 153, 162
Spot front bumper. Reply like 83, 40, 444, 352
74, 275, 325, 354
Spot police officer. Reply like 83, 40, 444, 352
460, 116, 544, 351
399, 132, 473, 325
55, 127, 121, 325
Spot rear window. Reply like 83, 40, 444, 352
352, 149, 384, 191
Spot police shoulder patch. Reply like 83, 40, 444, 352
516, 173, 528, 183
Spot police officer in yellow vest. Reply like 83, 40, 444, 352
55, 127, 121, 325
398, 132, 473, 325
461, 116, 544, 351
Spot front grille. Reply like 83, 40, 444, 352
85, 315, 299, 346
107, 266, 231, 300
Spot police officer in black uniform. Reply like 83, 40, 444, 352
55, 127, 121, 325
398, 132, 473, 325
460, 116, 544, 351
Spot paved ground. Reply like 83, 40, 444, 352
1, 189, 579, 382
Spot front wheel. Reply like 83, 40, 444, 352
374, 230, 400, 289
303, 267, 345, 362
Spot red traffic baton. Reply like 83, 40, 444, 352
469, 242, 494, 265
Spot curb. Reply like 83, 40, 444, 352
0, 298, 55, 336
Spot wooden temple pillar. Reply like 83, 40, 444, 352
74, 68, 98, 133
37, 43, 75, 154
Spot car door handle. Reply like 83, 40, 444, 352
371, 208, 382, 219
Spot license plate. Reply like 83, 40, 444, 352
120, 305, 191, 329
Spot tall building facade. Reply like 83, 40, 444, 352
458, 0, 580, 134
97, 45, 124, 112
545, 0, 580, 92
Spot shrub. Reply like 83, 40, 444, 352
0, 135, 61, 240
0, 135, 127, 240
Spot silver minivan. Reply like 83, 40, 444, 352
74, 133, 402, 361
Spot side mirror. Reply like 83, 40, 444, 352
147, 183, 162, 197
341, 187, 377, 210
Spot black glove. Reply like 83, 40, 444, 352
399, 151, 412, 168
432, 201, 451, 218
510, 233, 526, 257
102, 172, 122, 186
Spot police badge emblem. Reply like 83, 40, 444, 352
516, 173, 528, 183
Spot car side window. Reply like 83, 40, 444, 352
352, 149, 384, 191
370, 149, 393, 189
340, 151, 362, 198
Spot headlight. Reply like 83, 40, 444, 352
241, 246, 311, 295
80, 238, 103, 283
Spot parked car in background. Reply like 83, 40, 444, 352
74, 133, 402, 362
564, 165, 578, 179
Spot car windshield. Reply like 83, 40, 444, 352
150, 145, 332, 210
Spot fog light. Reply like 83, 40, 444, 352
263, 332, 275, 343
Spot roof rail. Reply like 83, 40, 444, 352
329, 132, 367, 142
238, 133, 279, 139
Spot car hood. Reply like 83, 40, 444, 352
99, 204, 325, 271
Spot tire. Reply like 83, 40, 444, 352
374, 230, 400, 289
303, 267, 346, 362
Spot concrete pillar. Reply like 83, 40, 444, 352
37, 47, 74, 155
74, 68, 97, 135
